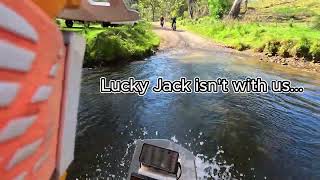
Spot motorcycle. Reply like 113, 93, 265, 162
172, 22, 177, 31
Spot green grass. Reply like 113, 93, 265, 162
250, 0, 320, 13
247, 0, 320, 22
180, 17, 320, 62
57, 20, 160, 67
84, 22, 160, 67
272, 7, 316, 18
181, 0, 320, 62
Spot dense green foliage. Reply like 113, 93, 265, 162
57, 19, 159, 67
83, 22, 160, 67
132, 0, 238, 20
180, 17, 320, 62
134, 0, 320, 22
137, 0, 188, 21
208, 0, 232, 18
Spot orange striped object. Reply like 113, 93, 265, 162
0, 1, 85, 179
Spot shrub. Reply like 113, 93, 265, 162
94, 34, 125, 61
208, 0, 233, 19
234, 42, 250, 51
278, 40, 295, 58
183, 11, 190, 19
264, 40, 281, 56
253, 28, 266, 38
290, 38, 312, 59
310, 42, 320, 62
254, 43, 265, 53
83, 22, 159, 67
289, 22, 293, 28
289, 19, 294, 28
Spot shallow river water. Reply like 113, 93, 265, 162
67, 49, 320, 180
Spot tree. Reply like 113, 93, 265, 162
208, 0, 233, 19
188, 0, 195, 19
149, 0, 161, 21
137, 0, 186, 20
228, 0, 243, 19
243, 0, 248, 13
194, 0, 209, 18
138, 0, 161, 21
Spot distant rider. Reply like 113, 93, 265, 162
160, 16, 164, 27
171, 16, 177, 30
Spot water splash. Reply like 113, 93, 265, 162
142, 127, 148, 136
171, 135, 237, 180
195, 147, 235, 180
83, 129, 239, 179
170, 135, 178, 143
120, 140, 136, 167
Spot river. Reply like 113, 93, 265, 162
68, 25, 320, 179
66, 47, 320, 180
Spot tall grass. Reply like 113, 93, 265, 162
313, 16, 320, 30
180, 17, 320, 62
57, 20, 160, 67
82, 22, 160, 67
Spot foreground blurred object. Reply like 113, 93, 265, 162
32, 0, 82, 18
0, 0, 84, 179
58, 0, 140, 28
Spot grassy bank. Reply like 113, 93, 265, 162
179, 0, 320, 63
248, 0, 320, 23
58, 21, 160, 67
180, 17, 320, 62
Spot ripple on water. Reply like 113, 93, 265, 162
70, 50, 320, 179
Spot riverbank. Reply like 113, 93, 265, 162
179, 17, 320, 72
58, 21, 160, 67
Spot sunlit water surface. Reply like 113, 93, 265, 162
67, 50, 320, 180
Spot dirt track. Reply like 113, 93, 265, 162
152, 23, 225, 51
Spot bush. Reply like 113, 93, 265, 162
254, 44, 265, 53
264, 40, 281, 56
290, 38, 311, 59
288, 18, 294, 28
279, 40, 295, 58
310, 42, 320, 62
208, 0, 233, 19
234, 42, 250, 51
183, 11, 190, 19
84, 22, 159, 67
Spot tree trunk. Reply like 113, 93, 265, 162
151, 6, 155, 22
243, 0, 248, 14
189, 5, 194, 19
228, 0, 243, 19
188, 0, 195, 19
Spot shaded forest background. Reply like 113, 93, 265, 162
126, 0, 236, 21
